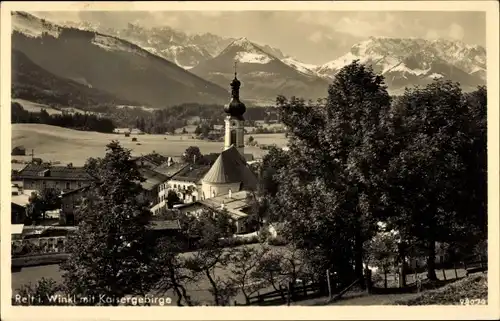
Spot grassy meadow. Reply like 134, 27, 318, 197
12, 124, 288, 166
13, 98, 93, 116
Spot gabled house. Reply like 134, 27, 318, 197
16, 164, 93, 192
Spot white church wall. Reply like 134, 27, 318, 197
201, 182, 241, 199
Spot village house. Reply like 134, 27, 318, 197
60, 185, 90, 225
11, 184, 33, 225
16, 164, 93, 192
174, 190, 254, 234
140, 168, 170, 215
164, 164, 212, 203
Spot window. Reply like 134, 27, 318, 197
66, 182, 70, 190
192, 196, 196, 202
230, 130, 237, 145
77, 182, 82, 188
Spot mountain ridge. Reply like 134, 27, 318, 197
11, 11, 230, 108
190, 37, 331, 102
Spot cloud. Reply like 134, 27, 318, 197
448, 23, 465, 40
308, 31, 323, 43
425, 29, 440, 40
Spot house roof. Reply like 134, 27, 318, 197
17, 164, 93, 181
140, 168, 169, 191
11, 224, 25, 235
170, 164, 212, 183
61, 185, 91, 197
202, 146, 257, 190
11, 188, 37, 207
153, 163, 188, 178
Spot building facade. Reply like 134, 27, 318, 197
17, 164, 93, 192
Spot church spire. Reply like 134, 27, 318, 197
224, 61, 246, 120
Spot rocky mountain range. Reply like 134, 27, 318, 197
11, 11, 486, 108
190, 37, 330, 102
315, 37, 486, 94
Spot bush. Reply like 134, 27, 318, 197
220, 235, 260, 247
392, 274, 488, 305
131, 137, 137, 142
267, 236, 288, 246
258, 226, 271, 243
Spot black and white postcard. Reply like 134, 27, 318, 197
1, 1, 498, 320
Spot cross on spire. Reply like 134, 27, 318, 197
234, 61, 238, 78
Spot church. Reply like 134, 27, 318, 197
164, 68, 259, 233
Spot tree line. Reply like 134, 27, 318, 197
258, 61, 487, 288
11, 102, 116, 133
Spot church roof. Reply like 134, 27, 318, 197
202, 146, 257, 190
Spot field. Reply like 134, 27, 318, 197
13, 99, 92, 116
12, 124, 288, 166
12, 99, 63, 115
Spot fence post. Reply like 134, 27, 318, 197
326, 269, 332, 300
287, 282, 291, 306
303, 279, 307, 297
364, 268, 372, 294
279, 284, 285, 301
442, 267, 447, 281
453, 263, 458, 279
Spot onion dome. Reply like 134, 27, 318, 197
224, 65, 246, 120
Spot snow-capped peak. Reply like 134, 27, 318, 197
225, 37, 264, 54
281, 57, 321, 77
218, 37, 276, 65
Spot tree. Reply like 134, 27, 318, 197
13, 278, 65, 306
166, 190, 181, 208
25, 191, 42, 225
380, 80, 474, 280
258, 145, 290, 197
227, 246, 270, 303
184, 209, 237, 306
61, 141, 160, 305
182, 146, 203, 164
39, 188, 61, 221
271, 61, 392, 285
364, 226, 398, 288
153, 239, 196, 306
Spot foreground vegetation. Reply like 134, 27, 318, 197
393, 273, 488, 305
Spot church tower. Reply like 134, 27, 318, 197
223, 62, 246, 157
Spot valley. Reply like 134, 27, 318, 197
12, 124, 288, 166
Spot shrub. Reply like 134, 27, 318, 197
267, 236, 288, 246
131, 137, 137, 142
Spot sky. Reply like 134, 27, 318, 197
33, 11, 486, 64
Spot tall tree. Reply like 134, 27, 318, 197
61, 141, 160, 305
381, 80, 473, 280
272, 60, 392, 284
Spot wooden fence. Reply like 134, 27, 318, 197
234, 280, 323, 306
